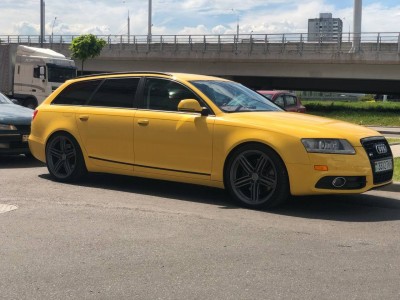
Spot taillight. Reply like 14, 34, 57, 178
32, 109, 38, 121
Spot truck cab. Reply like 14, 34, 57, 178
13, 45, 77, 108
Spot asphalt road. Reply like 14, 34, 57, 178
1, 156, 400, 300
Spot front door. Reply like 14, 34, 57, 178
133, 78, 214, 179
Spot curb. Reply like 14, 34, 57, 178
376, 182, 400, 193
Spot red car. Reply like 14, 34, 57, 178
257, 90, 306, 113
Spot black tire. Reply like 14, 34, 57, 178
224, 143, 290, 209
45, 132, 87, 182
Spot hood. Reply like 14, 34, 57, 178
221, 112, 381, 146
0, 104, 34, 125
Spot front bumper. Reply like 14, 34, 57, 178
0, 128, 31, 155
287, 137, 393, 196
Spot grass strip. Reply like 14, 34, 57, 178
394, 158, 400, 182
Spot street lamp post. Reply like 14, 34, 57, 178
128, 10, 130, 43
51, 17, 57, 43
342, 17, 351, 42
123, 1, 130, 44
231, 9, 240, 42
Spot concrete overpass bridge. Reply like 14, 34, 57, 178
2, 32, 400, 94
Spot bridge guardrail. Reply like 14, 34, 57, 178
1, 32, 400, 54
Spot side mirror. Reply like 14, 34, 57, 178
39, 66, 46, 80
178, 99, 209, 116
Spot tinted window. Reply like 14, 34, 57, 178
285, 95, 297, 107
139, 78, 198, 111
52, 80, 100, 105
88, 78, 140, 108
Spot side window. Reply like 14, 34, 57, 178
139, 78, 198, 111
33, 66, 45, 79
285, 95, 297, 107
274, 95, 285, 108
51, 80, 100, 105
33, 67, 40, 78
88, 77, 140, 108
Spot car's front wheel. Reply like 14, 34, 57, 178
45, 132, 87, 182
224, 144, 290, 209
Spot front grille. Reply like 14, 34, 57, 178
361, 137, 393, 184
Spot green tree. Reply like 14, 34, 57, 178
69, 34, 106, 75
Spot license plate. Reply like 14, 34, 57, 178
22, 135, 29, 142
374, 159, 393, 173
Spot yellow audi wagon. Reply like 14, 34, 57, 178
29, 72, 393, 209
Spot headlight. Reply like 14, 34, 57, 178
301, 138, 355, 154
0, 124, 17, 130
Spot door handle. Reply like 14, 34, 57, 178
137, 119, 149, 126
79, 115, 89, 121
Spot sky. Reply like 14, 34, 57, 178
0, 0, 399, 37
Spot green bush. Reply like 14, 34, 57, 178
303, 101, 400, 113
358, 94, 375, 102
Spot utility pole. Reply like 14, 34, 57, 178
350, 0, 362, 53
40, 0, 45, 47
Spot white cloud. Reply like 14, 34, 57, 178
13, 22, 39, 35
0, 1, 399, 37
178, 25, 209, 35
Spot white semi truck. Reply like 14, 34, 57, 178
0, 44, 77, 108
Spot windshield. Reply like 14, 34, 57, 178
47, 65, 77, 83
190, 80, 283, 112
0, 93, 13, 104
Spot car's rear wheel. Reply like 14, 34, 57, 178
224, 144, 290, 209
45, 132, 87, 182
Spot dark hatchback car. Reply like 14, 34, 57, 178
0, 92, 33, 155
257, 90, 306, 113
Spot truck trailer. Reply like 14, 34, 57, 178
0, 44, 77, 108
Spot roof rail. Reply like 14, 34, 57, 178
76, 71, 173, 79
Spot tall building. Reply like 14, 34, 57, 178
308, 13, 343, 42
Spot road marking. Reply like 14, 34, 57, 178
0, 204, 18, 214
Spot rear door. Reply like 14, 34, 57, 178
75, 77, 140, 171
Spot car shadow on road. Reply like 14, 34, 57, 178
274, 193, 400, 222
39, 172, 400, 223
40, 172, 234, 208
0, 155, 45, 169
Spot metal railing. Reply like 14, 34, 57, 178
1, 32, 400, 54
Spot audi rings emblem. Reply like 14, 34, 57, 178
375, 143, 388, 154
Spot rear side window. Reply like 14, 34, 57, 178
88, 77, 140, 108
52, 80, 100, 105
